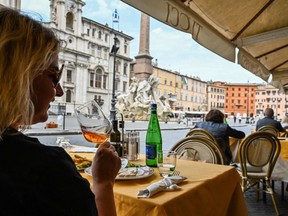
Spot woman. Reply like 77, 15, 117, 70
194, 109, 245, 164
0, 7, 120, 216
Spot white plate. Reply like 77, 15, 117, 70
84, 162, 154, 180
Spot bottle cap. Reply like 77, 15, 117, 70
151, 103, 157, 108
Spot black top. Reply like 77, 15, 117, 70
0, 129, 97, 216
256, 117, 285, 132
195, 121, 245, 164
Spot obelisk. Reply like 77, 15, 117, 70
133, 13, 153, 80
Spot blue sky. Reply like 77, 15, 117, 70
21, 0, 265, 84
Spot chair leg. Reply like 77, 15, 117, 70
281, 182, 284, 200
266, 180, 280, 216
263, 183, 266, 203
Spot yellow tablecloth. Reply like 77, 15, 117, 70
279, 139, 288, 160
74, 153, 248, 216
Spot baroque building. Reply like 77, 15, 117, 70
1, 0, 133, 115
206, 81, 225, 113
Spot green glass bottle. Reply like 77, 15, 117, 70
146, 103, 162, 167
110, 119, 122, 157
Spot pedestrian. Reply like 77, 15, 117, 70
238, 115, 242, 124
234, 116, 236, 124
0, 7, 120, 216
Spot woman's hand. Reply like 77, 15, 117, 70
91, 142, 121, 216
92, 142, 121, 185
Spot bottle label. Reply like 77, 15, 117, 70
146, 145, 156, 160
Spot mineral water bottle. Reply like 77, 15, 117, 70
146, 103, 162, 167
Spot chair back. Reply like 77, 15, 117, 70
238, 131, 281, 178
257, 125, 279, 137
170, 136, 226, 165
185, 128, 218, 144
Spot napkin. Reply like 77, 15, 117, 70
69, 147, 98, 153
137, 176, 187, 198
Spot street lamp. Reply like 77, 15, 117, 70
246, 81, 250, 124
110, 9, 120, 121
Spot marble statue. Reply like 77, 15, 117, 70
115, 75, 172, 120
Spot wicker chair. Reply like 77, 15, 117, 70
170, 136, 226, 165
237, 131, 281, 215
258, 125, 279, 137
185, 128, 218, 144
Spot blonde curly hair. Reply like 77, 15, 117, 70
0, 6, 61, 136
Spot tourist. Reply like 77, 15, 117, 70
0, 7, 120, 216
194, 109, 245, 164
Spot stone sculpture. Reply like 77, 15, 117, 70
115, 75, 172, 120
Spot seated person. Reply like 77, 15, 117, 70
194, 109, 245, 165
256, 108, 285, 132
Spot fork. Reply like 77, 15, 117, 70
172, 170, 180, 176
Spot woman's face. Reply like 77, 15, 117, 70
30, 60, 64, 124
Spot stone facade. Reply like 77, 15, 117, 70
1, 0, 133, 116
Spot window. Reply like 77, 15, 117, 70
103, 48, 108, 60
89, 73, 94, 87
170, 81, 173, 86
97, 46, 102, 58
92, 28, 96, 37
123, 63, 127, 75
123, 81, 127, 92
87, 28, 90, 36
66, 12, 73, 29
98, 31, 102, 39
176, 82, 178, 88
115, 60, 121, 73
66, 70, 72, 83
95, 69, 102, 88
66, 90, 71, 102
124, 45, 127, 54
164, 79, 167, 85
103, 75, 107, 89
105, 34, 108, 42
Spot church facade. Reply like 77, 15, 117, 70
0, 0, 134, 115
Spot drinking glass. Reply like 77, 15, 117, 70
157, 150, 177, 177
75, 100, 112, 146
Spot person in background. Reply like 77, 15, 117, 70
281, 115, 288, 128
0, 7, 120, 216
256, 108, 285, 132
194, 109, 245, 165
223, 114, 228, 124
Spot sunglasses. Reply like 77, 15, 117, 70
48, 64, 64, 87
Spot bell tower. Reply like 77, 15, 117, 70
49, 0, 85, 36
0, 0, 21, 10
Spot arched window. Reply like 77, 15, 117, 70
95, 68, 102, 88
66, 89, 72, 102
66, 12, 73, 29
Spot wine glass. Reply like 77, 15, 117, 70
75, 100, 112, 146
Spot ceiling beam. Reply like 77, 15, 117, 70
235, 27, 288, 47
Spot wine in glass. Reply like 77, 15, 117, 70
75, 100, 112, 146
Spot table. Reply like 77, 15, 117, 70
73, 153, 248, 216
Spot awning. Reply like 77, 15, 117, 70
121, 0, 288, 90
